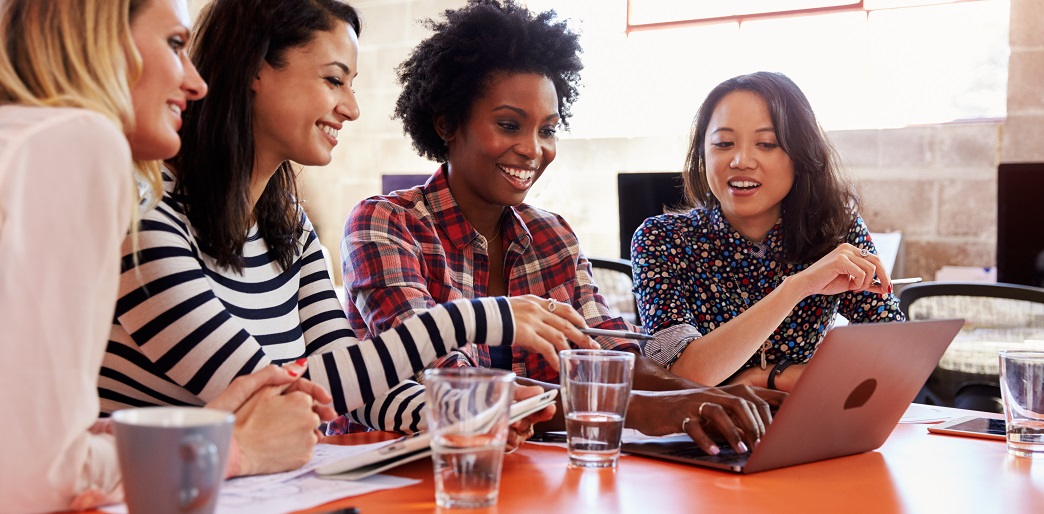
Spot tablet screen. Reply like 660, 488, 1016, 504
928, 416, 1006, 441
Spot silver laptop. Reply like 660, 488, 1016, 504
622, 319, 964, 473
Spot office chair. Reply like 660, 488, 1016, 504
899, 281, 1044, 413
588, 257, 639, 326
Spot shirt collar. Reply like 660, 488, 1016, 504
709, 205, 784, 257
422, 164, 533, 251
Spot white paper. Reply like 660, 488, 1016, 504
898, 403, 952, 424
102, 443, 421, 514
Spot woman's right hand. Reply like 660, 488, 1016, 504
507, 295, 599, 371
791, 243, 891, 298
207, 362, 333, 476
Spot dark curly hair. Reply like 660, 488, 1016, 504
394, 0, 583, 162
683, 71, 859, 265
170, 0, 360, 272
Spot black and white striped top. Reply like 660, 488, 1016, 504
99, 174, 515, 416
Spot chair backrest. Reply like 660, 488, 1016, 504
899, 281, 1044, 412
900, 282, 1044, 329
588, 257, 638, 326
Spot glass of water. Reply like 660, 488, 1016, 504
559, 349, 636, 468
423, 368, 515, 508
999, 351, 1044, 458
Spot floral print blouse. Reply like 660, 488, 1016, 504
630, 206, 905, 375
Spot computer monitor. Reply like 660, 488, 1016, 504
381, 173, 431, 195
617, 172, 686, 259
996, 163, 1044, 287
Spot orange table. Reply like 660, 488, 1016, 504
301, 408, 1044, 513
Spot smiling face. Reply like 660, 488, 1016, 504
704, 90, 795, 241
250, 20, 360, 173
443, 72, 559, 211
126, 0, 207, 161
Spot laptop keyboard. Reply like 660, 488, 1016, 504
664, 444, 748, 465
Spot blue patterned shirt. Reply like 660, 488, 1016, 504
630, 206, 905, 373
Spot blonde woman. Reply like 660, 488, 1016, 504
0, 1, 335, 511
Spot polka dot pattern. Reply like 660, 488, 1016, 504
631, 207, 905, 372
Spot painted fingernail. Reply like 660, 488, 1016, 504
888, 284, 893, 294
709, 445, 720, 455
295, 357, 307, 366
287, 369, 299, 377
738, 441, 749, 453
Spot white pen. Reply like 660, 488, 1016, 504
872, 277, 922, 286
580, 327, 654, 340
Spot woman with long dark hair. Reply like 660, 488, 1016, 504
631, 71, 905, 392
100, 0, 588, 443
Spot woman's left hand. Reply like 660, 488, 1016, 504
505, 384, 555, 453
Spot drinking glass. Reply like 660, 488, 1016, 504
559, 349, 635, 468
424, 368, 515, 508
999, 350, 1044, 458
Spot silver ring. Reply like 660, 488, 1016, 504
859, 248, 869, 257
547, 299, 556, 312
698, 402, 707, 418
681, 417, 692, 432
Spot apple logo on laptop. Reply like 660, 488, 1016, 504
844, 378, 877, 409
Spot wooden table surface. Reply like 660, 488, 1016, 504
298, 408, 1044, 514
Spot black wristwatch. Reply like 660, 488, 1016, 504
767, 359, 794, 390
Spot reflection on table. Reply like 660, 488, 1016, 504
296, 406, 1044, 514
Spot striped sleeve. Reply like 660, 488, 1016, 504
101, 200, 515, 416
296, 226, 513, 413
346, 380, 428, 433
305, 297, 512, 414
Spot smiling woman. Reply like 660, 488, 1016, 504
339, 0, 784, 458
98, 0, 582, 453
251, 20, 360, 184
125, 0, 207, 161
630, 71, 906, 391
0, 0, 336, 510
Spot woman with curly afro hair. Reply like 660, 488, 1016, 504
341, 0, 783, 456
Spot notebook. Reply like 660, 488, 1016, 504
317, 389, 557, 480
622, 319, 964, 473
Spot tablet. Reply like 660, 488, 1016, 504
317, 389, 558, 480
927, 416, 1006, 441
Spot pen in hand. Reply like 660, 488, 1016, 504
871, 277, 922, 287
579, 327, 654, 341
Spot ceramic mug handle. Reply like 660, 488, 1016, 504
180, 433, 220, 511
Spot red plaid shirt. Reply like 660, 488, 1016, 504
343, 165, 638, 382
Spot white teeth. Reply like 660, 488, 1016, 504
729, 180, 760, 189
167, 103, 181, 116
319, 124, 338, 139
498, 165, 535, 183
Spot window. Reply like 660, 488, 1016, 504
628, 0, 862, 28
524, 0, 1009, 135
